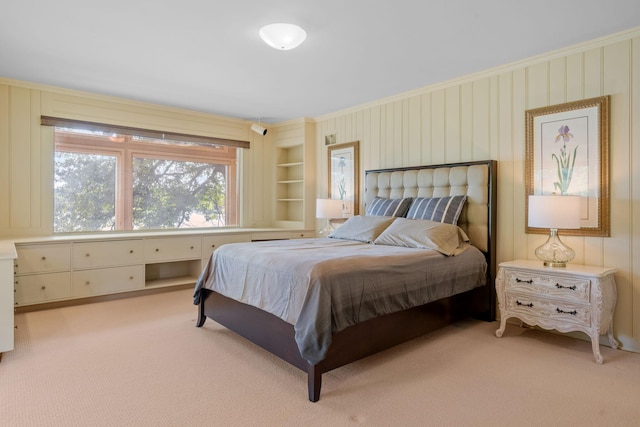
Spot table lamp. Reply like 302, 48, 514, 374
316, 199, 343, 236
528, 195, 581, 267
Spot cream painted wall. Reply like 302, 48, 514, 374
0, 78, 272, 236
315, 28, 640, 353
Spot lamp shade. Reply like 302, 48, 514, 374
528, 195, 581, 229
316, 199, 343, 219
259, 23, 307, 50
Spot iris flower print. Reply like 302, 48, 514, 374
552, 125, 578, 194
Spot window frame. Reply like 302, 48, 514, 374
54, 130, 238, 232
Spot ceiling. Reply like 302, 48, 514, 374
1, 1, 639, 124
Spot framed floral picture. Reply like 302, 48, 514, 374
328, 141, 359, 216
525, 96, 610, 236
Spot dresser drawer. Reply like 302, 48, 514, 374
505, 292, 590, 327
72, 265, 144, 297
14, 272, 72, 305
14, 244, 71, 275
202, 234, 251, 260
290, 231, 316, 239
144, 236, 202, 263
503, 269, 590, 303
73, 239, 144, 269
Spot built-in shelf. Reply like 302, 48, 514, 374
277, 179, 304, 184
275, 143, 306, 225
145, 259, 200, 287
277, 161, 303, 167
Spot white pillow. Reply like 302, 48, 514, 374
328, 215, 396, 243
373, 217, 469, 256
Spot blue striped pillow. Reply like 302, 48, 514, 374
365, 197, 413, 217
405, 195, 467, 225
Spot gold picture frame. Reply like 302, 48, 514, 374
525, 96, 610, 236
328, 141, 359, 216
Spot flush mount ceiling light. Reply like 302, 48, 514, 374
259, 23, 307, 50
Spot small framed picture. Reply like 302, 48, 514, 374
328, 141, 359, 216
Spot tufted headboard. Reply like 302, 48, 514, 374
364, 160, 497, 319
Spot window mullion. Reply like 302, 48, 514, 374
120, 148, 134, 230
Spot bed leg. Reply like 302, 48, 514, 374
307, 365, 322, 402
196, 300, 206, 327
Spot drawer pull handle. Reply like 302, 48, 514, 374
130, 250, 134, 254
556, 308, 577, 316
129, 276, 134, 280
556, 283, 577, 290
155, 248, 159, 252
211, 244, 216, 248
41, 286, 46, 290
190, 246, 194, 250
41, 256, 46, 261
86, 253, 90, 257
516, 300, 533, 308
515, 278, 533, 284
85, 281, 90, 285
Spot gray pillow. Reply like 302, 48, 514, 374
365, 197, 413, 217
405, 195, 466, 225
328, 215, 396, 243
373, 217, 469, 256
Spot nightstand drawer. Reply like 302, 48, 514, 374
505, 293, 590, 327
504, 269, 590, 303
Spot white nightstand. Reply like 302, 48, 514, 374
495, 259, 618, 364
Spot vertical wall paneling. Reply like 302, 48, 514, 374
549, 57, 567, 105
361, 109, 371, 173
632, 36, 640, 342
369, 106, 381, 170
400, 100, 410, 167
497, 72, 514, 262
420, 94, 432, 166
603, 40, 632, 346
39, 126, 54, 235
472, 79, 491, 168
9, 86, 31, 229
0, 85, 9, 231
430, 90, 446, 164
460, 82, 474, 162
384, 103, 396, 167
407, 95, 422, 166
445, 86, 461, 163
394, 100, 404, 168
566, 53, 585, 101
29, 90, 42, 230
511, 68, 528, 261
584, 47, 603, 98
489, 76, 500, 162
526, 61, 550, 109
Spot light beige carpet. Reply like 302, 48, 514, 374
1, 289, 639, 427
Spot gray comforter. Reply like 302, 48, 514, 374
193, 238, 487, 364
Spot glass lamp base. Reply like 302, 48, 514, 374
318, 220, 336, 236
535, 228, 575, 268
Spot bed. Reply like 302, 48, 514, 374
194, 160, 497, 401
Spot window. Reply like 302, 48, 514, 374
53, 127, 239, 233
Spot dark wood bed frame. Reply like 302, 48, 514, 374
196, 160, 497, 402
